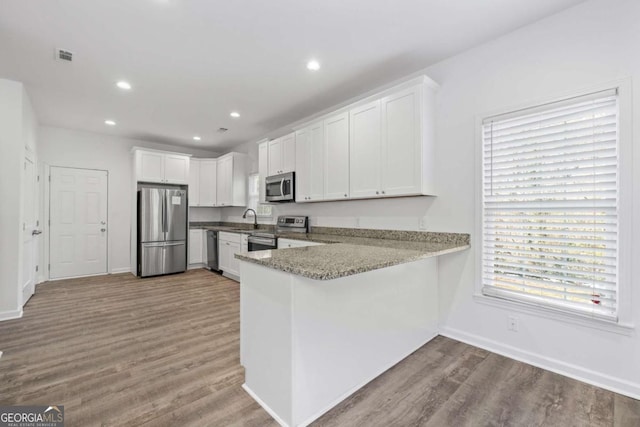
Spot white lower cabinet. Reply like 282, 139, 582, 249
189, 229, 204, 265
277, 238, 325, 249
241, 233, 249, 253
219, 232, 242, 277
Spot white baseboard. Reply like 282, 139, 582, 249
222, 272, 240, 282
440, 326, 640, 400
110, 267, 131, 274
0, 308, 23, 322
242, 384, 290, 427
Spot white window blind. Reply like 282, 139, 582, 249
481, 89, 619, 321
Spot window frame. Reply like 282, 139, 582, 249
474, 79, 634, 334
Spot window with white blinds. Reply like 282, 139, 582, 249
481, 89, 619, 321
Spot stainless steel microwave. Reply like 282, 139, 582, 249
265, 172, 295, 202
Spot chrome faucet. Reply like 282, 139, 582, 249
242, 208, 258, 229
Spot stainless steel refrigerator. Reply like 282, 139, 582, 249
137, 186, 187, 277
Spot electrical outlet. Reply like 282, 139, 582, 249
419, 217, 428, 230
507, 315, 519, 332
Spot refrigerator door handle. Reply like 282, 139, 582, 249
162, 190, 167, 239
144, 242, 166, 247
164, 242, 184, 246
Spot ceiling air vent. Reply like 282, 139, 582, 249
217, 127, 228, 133
56, 48, 73, 62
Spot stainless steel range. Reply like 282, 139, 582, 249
247, 215, 308, 252
247, 232, 277, 252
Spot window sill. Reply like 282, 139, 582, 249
473, 293, 635, 336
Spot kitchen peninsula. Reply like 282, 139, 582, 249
236, 228, 469, 427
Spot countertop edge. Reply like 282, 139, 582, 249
235, 244, 470, 280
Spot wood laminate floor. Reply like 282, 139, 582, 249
0, 269, 638, 426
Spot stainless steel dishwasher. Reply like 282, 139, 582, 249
206, 230, 220, 272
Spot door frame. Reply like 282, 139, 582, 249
21, 148, 38, 306
44, 164, 110, 281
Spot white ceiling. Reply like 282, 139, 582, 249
0, 0, 585, 150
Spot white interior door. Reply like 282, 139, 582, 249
21, 152, 38, 305
50, 167, 108, 279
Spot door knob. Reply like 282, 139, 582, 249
32, 229, 42, 236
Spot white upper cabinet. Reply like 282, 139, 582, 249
323, 112, 350, 201
267, 138, 283, 176
281, 133, 296, 173
188, 159, 200, 206
381, 84, 428, 196
216, 152, 246, 207
216, 155, 232, 206
349, 100, 382, 199
164, 154, 190, 184
188, 158, 217, 207
199, 159, 217, 206
295, 121, 324, 202
293, 75, 438, 203
269, 138, 282, 175
258, 141, 268, 203
267, 132, 296, 176
294, 129, 310, 202
135, 149, 190, 184
137, 151, 164, 183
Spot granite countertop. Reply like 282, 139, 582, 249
235, 229, 470, 280
189, 222, 271, 233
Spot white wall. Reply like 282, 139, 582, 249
189, 207, 222, 223
0, 79, 25, 318
38, 126, 220, 274
425, 0, 640, 398
0, 79, 39, 319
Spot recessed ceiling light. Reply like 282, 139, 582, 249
230, 111, 240, 118
306, 59, 320, 71
116, 81, 132, 90
193, 136, 201, 141
105, 120, 116, 126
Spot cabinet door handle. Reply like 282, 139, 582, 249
382, 191, 386, 194
376, 191, 379, 195
344, 194, 347, 197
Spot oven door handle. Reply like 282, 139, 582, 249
249, 237, 276, 246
